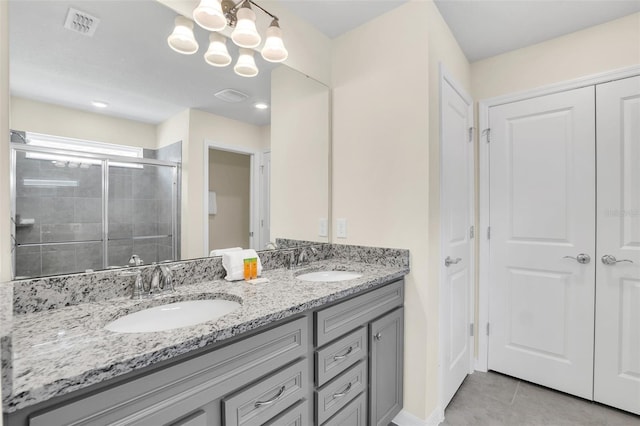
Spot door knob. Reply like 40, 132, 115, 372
445, 256, 462, 267
601, 255, 634, 265
563, 254, 591, 264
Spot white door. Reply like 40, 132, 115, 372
440, 74, 474, 407
488, 86, 596, 399
594, 75, 640, 415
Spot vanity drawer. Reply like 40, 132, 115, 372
315, 280, 403, 347
323, 391, 367, 426
222, 358, 308, 426
315, 326, 367, 386
315, 360, 367, 425
262, 399, 308, 426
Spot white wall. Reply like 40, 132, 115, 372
332, 1, 470, 421
471, 12, 640, 100
183, 109, 265, 258
10, 97, 158, 148
0, 1, 9, 283
271, 65, 329, 244
0, 1, 8, 416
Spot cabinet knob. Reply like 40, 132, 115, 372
374, 332, 382, 341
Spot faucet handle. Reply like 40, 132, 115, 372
128, 254, 144, 266
148, 265, 163, 295
160, 265, 176, 292
122, 270, 145, 300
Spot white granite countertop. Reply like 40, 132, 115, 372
2, 259, 408, 413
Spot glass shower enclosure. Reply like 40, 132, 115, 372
10, 139, 180, 279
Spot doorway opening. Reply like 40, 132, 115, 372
203, 141, 264, 255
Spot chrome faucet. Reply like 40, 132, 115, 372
122, 270, 145, 300
124, 264, 177, 299
128, 254, 144, 266
159, 265, 175, 292
149, 264, 176, 296
149, 265, 162, 295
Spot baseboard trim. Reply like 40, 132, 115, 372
393, 407, 444, 426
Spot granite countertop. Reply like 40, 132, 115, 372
2, 259, 408, 413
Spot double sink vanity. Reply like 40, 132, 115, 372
1, 243, 409, 426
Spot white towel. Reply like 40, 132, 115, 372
208, 191, 217, 215
223, 249, 263, 281
210, 247, 242, 257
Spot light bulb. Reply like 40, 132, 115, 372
261, 20, 288, 63
231, 5, 261, 48
193, 0, 226, 31
234, 48, 259, 77
167, 16, 199, 55
204, 32, 231, 67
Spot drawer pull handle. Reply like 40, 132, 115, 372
333, 346, 354, 361
332, 382, 352, 399
255, 385, 286, 408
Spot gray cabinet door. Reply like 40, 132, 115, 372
369, 307, 404, 426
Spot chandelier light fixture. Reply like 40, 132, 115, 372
167, 0, 289, 78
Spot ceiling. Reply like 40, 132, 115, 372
432, 0, 640, 62
9, 0, 276, 126
9, 1, 640, 127
280, 0, 408, 38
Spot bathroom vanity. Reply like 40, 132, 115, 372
1, 245, 409, 426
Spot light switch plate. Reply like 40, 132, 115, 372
336, 218, 347, 239
319, 218, 328, 237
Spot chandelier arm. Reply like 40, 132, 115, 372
247, 0, 279, 21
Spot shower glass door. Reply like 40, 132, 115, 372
13, 149, 105, 278
107, 162, 177, 268
11, 142, 179, 279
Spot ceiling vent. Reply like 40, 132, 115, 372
64, 8, 100, 37
214, 89, 250, 103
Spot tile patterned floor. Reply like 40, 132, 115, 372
441, 371, 640, 426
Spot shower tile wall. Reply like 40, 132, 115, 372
14, 147, 178, 278
107, 164, 174, 267
14, 151, 104, 277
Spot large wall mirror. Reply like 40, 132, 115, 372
8, 0, 330, 279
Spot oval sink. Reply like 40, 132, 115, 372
105, 299, 241, 333
296, 270, 363, 282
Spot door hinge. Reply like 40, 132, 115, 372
470, 323, 474, 337
486, 323, 490, 336
487, 226, 491, 239
249, 231, 254, 237
470, 225, 475, 239
482, 128, 491, 143
468, 127, 474, 142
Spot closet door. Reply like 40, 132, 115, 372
488, 86, 596, 399
594, 75, 640, 415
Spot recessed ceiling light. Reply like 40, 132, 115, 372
91, 100, 108, 108
254, 102, 269, 110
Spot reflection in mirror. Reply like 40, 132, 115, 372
8, 0, 330, 279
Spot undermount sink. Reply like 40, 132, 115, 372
296, 270, 363, 282
105, 299, 241, 333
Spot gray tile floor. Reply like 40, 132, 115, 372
441, 371, 640, 426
